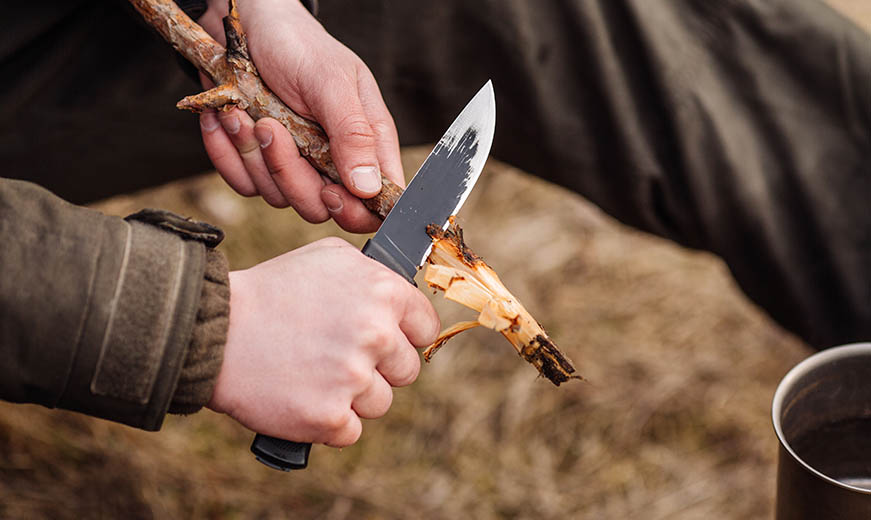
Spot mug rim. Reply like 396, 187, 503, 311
771, 342, 871, 495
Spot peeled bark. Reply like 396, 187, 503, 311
130, 0, 579, 385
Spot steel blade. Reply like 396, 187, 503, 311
368, 81, 496, 278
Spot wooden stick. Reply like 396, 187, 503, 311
129, 0, 579, 384
423, 219, 579, 385
128, 0, 402, 219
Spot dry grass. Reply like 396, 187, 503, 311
0, 150, 809, 519
1, 2, 864, 517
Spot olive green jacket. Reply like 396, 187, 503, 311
0, 179, 228, 430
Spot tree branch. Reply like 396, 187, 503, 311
128, 0, 402, 219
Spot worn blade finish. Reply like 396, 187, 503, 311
372, 81, 496, 275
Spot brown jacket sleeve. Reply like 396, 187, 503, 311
0, 178, 227, 430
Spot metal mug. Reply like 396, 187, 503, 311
772, 342, 871, 519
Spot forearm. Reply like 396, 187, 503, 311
0, 178, 228, 429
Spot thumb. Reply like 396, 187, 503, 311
313, 89, 383, 199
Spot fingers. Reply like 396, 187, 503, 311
314, 70, 404, 233
201, 108, 288, 205
212, 239, 437, 449
310, 64, 405, 232
318, 369, 393, 446
321, 410, 363, 448
398, 286, 442, 349
200, 111, 258, 197
356, 69, 405, 189
255, 118, 331, 223
307, 63, 403, 200
321, 184, 383, 233
376, 341, 421, 388
321, 367, 399, 446
201, 109, 335, 221
216, 108, 290, 208
322, 107, 383, 200
351, 371, 394, 419
198, 65, 402, 233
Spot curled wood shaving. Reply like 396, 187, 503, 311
423, 219, 580, 386
423, 320, 481, 361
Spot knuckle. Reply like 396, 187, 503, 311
319, 410, 350, 434
333, 423, 362, 447
424, 310, 441, 345
260, 186, 289, 208
299, 210, 330, 225
360, 326, 393, 354
368, 118, 396, 140
388, 289, 413, 318
369, 270, 402, 298
353, 59, 376, 84
334, 114, 375, 148
263, 156, 289, 177
236, 140, 261, 156
265, 196, 290, 209
392, 360, 420, 388
373, 390, 394, 416
209, 146, 239, 170
343, 363, 372, 390
292, 197, 330, 224
235, 185, 258, 198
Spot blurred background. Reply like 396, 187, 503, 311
0, 1, 867, 519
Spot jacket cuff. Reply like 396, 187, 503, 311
168, 248, 229, 415
57, 215, 208, 431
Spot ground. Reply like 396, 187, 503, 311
0, 2, 866, 519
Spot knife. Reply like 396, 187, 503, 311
250, 80, 496, 471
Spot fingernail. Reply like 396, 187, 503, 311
254, 125, 273, 149
200, 112, 220, 132
350, 166, 381, 194
222, 114, 241, 135
323, 190, 343, 212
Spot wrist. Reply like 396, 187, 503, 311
205, 268, 248, 414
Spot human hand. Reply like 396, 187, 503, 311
206, 237, 439, 447
196, 0, 403, 233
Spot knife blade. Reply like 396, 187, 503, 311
361, 80, 496, 283
251, 80, 496, 471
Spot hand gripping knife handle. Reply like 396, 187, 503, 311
250, 238, 416, 471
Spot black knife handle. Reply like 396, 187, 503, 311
361, 238, 418, 286
251, 434, 311, 471
251, 238, 418, 472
